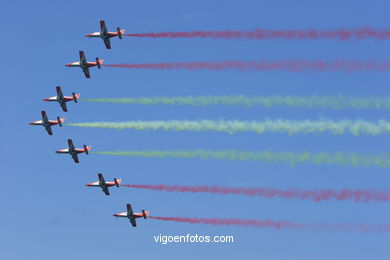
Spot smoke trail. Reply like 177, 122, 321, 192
91, 150, 390, 167
120, 184, 390, 203
67, 119, 390, 136
82, 95, 390, 110
102, 60, 390, 73
125, 28, 390, 41
149, 216, 390, 233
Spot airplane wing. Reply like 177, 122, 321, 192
56, 87, 68, 111
56, 86, 64, 100
126, 204, 136, 226
72, 154, 80, 163
83, 68, 91, 78
103, 187, 110, 196
41, 111, 49, 124
127, 204, 134, 216
60, 102, 68, 112
103, 37, 111, 49
79, 51, 87, 64
67, 139, 75, 152
130, 218, 137, 227
45, 125, 53, 136
100, 20, 108, 34
98, 173, 106, 186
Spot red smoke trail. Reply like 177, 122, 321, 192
120, 184, 390, 203
102, 60, 390, 73
124, 28, 390, 41
149, 216, 390, 232
149, 216, 304, 230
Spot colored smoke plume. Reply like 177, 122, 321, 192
103, 60, 390, 73
125, 28, 390, 41
91, 150, 390, 167
149, 216, 390, 232
82, 95, 390, 110
67, 119, 390, 136
121, 184, 390, 203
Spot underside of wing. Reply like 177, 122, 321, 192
60, 102, 68, 112
68, 139, 75, 151
100, 20, 108, 34
56, 86, 64, 99
83, 68, 91, 78
103, 37, 111, 49
73, 154, 79, 163
46, 126, 53, 135
103, 187, 110, 196
79, 51, 87, 64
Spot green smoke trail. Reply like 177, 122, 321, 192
82, 95, 390, 110
91, 150, 390, 167
67, 119, 390, 135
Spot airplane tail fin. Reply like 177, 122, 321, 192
57, 116, 64, 127
96, 58, 101, 69
114, 178, 122, 187
72, 92, 79, 103
117, 27, 123, 39
142, 210, 149, 219
84, 145, 91, 154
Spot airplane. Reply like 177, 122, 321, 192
43, 86, 80, 112
65, 51, 104, 78
85, 20, 125, 49
55, 139, 91, 163
29, 111, 64, 136
113, 203, 149, 227
86, 173, 122, 195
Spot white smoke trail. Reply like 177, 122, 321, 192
91, 150, 390, 167
82, 95, 390, 110
67, 119, 390, 136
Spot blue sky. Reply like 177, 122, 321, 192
1, 0, 390, 259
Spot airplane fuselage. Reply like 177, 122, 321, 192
113, 212, 130, 218
86, 182, 116, 188
44, 93, 79, 112
56, 148, 85, 155
44, 96, 75, 103
113, 211, 149, 219
29, 119, 59, 127
65, 61, 97, 68
56, 149, 81, 163
86, 32, 119, 39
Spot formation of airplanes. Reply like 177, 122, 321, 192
66, 21, 126, 78
85, 173, 150, 227
30, 21, 150, 228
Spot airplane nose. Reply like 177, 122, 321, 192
65, 63, 71, 67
